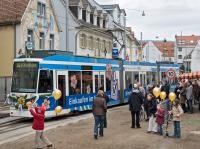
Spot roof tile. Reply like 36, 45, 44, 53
0, 0, 29, 25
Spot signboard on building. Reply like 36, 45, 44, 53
166, 68, 176, 80
25, 41, 34, 50
112, 48, 119, 58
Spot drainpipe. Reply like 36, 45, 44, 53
13, 23, 16, 58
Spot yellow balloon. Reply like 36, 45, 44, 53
153, 87, 161, 98
169, 92, 176, 102
55, 106, 62, 114
160, 91, 167, 100
52, 89, 62, 100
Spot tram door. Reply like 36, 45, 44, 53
93, 72, 105, 93
57, 71, 68, 107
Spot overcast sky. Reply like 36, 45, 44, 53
96, 0, 200, 41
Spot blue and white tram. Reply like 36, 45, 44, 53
9, 54, 179, 117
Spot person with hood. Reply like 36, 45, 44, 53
28, 105, 52, 149
92, 90, 107, 139
128, 84, 143, 128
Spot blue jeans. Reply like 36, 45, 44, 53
187, 100, 193, 113
94, 115, 104, 136
173, 121, 181, 138
157, 124, 163, 135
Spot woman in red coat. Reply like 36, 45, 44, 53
29, 105, 52, 149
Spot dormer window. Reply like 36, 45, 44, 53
90, 14, 93, 24
103, 20, 106, 28
97, 17, 100, 27
82, 10, 86, 21
37, 2, 46, 17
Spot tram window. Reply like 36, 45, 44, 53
106, 77, 111, 91
38, 70, 53, 93
95, 75, 98, 93
125, 72, 132, 89
100, 75, 104, 90
69, 71, 81, 95
82, 71, 93, 94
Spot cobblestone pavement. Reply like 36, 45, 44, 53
1, 105, 200, 149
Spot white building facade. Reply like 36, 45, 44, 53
142, 41, 162, 62
175, 35, 200, 66
16, 0, 60, 57
191, 40, 200, 72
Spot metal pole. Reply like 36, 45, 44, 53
157, 61, 160, 84
140, 32, 143, 61
123, 16, 126, 60
65, 0, 69, 52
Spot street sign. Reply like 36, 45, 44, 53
26, 41, 34, 50
112, 48, 119, 58
166, 68, 176, 80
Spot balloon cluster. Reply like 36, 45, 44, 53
152, 87, 176, 102
52, 89, 62, 114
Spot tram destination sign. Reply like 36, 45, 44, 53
15, 62, 38, 69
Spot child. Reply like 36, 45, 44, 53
28, 104, 52, 149
170, 99, 184, 138
156, 104, 165, 135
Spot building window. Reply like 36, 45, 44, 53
103, 20, 106, 28
178, 40, 185, 45
27, 29, 34, 42
178, 55, 182, 59
96, 38, 100, 50
88, 36, 93, 50
39, 32, 45, 50
97, 17, 100, 26
82, 10, 86, 21
37, 2, 46, 17
178, 47, 182, 52
49, 34, 54, 50
90, 14, 93, 24
80, 34, 87, 49
102, 40, 106, 52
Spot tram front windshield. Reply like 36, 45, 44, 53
11, 62, 39, 93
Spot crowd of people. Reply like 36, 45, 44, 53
90, 79, 200, 140
128, 79, 200, 139
27, 79, 200, 148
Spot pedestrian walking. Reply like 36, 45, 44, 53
147, 93, 157, 133
92, 90, 107, 139
128, 84, 143, 128
170, 99, 184, 138
155, 104, 165, 135
28, 105, 52, 149
186, 81, 193, 113
99, 86, 109, 128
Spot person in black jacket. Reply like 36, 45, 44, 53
161, 80, 170, 98
147, 93, 158, 133
128, 84, 143, 128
